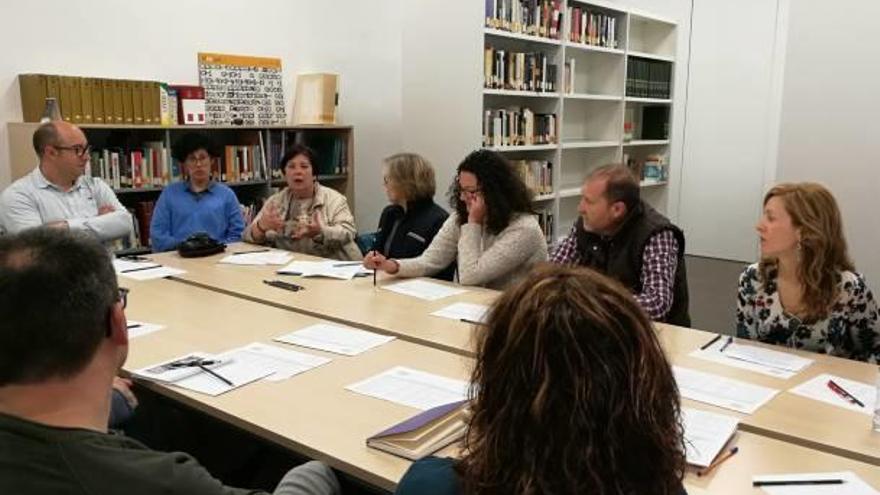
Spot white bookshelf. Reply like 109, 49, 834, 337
482, 1, 676, 241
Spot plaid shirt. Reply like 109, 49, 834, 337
550, 225, 680, 320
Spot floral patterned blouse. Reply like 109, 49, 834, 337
736, 263, 880, 363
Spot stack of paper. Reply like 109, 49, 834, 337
691, 339, 813, 379
346, 366, 470, 410
125, 320, 165, 339
218, 250, 292, 266
788, 373, 876, 415
114, 259, 186, 281
753, 471, 878, 494
674, 366, 780, 414
430, 302, 489, 323
274, 323, 395, 356
681, 407, 739, 467
133, 351, 274, 396
383, 280, 468, 301
277, 260, 370, 280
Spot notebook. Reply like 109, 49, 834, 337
367, 400, 468, 460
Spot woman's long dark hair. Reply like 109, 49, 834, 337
449, 149, 534, 235
460, 264, 686, 495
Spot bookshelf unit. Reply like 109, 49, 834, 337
482, 1, 677, 243
6, 122, 354, 248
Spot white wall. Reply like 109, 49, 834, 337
775, 0, 880, 291
0, 0, 403, 229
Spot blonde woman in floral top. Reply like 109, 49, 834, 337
736, 182, 880, 363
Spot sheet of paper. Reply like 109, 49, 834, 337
134, 351, 274, 396
383, 280, 468, 301
788, 373, 875, 416
218, 250, 293, 266
118, 266, 186, 281
681, 407, 739, 467
430, 302, 489, 323
113, 259, 161, 273
277, 260, 369, 280
346, 366, 470, 410
690, 339, 812, 379
231, 342, 331, 382
674, 366, 780, 414
754, 471, 878, 495
274, 323, 395, 356
125, 320, 165, 339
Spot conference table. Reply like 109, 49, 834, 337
126, 248, 880, 490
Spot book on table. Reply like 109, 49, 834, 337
367, 400, 469, 461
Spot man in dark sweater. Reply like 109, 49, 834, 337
551, 165, 690, 326
0, 229, 339, 495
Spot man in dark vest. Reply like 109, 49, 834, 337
551, 164, 690, 326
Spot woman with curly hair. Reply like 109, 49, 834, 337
364, 149, 547, 289
736, 182, 880, 362
396, 264, 687, 495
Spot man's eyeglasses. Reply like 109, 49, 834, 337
107, 287, 129, 337
54, 144, 91, 157
185, 154, 213, 166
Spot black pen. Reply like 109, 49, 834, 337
231, 248, 271, 255
372, 250, 378, 287
197, 363, 233, 386
120, 265, 161, 274
719, 336, 733, 353
699, 334, 722, 350
460, 318, 487, 326
127, 324, 142, 329
753, 479, 843, 487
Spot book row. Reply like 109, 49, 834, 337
512, 159, 553, 196
484, 47, 558, 93
482, 108, 558, 147
568, 7, 619, 48
484, 0, 563, 40
626, 58, 672, 99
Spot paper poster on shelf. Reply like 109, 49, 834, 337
197, 52, 287, 126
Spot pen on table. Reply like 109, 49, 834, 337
460, 318, 487, 326
718, 336, 733, 353
372, 250, 378, 287
699, 334, 722, 351
826, 379, 865, 407
231, 248, 271, 255
753, 479, 843, 487
197, 363, 233, 386
126, 324, 142, 329
120, 265, 161, 274
697, 446, 738, 477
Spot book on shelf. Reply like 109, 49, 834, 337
623, 106, 635, 141
485, 0, 563, 40
483, 107, 557, 148
624, 153, 667, 183
626, 58, 671, 99
512, 159, 552, 195
484, 46, 557, 92
641, 105, 669, 140
367, 400, 468, 461
221, 145, 266, 183
303, 133, 348, 176
563, 58, 575, 94
567, 7, 619, 48
537, 209, 554, 244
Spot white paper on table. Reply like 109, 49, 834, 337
430, 302, 489, 323
673, 366, 780, 414
118, 266, 187, 281
277, 260, 369, 280
681, 407, 739, 467
218, 251, 292, 266
274, 323, 395, 356
383, 279, 468, 301
113, 259, 161, 273
345, 366, 470, 410
754, 471, 879, 495
690, 339, 813, 379
134, 351, 274, 396
125, 320, 165, 339
231, 342, 331, 382
788, 373, 876, 415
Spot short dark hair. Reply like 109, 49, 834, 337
450, 149, 535, 235
32, 122, 62, 157
587, 164, 640, 211
0, 229, 118, 386
171, 132, 219, 162
278, 144, 316, 170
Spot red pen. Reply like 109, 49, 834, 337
826, 379, 865, 408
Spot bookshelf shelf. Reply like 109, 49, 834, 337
565, 93, 623, 101
561, 140, 620, 149
483, 89, 560, 98
483, 2, 676, 241
484, 28, 562, 46
623, 140, 670, 146
627, 51, 675, 63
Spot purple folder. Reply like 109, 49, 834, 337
370, 400, 468, 439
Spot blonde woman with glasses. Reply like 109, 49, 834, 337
736, 182, 880, 362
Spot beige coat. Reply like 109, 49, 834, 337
243, 184, 362, 260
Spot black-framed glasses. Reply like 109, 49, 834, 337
118, 287, 129, 309
54, 143, 91, 157
107, 287, 129, 337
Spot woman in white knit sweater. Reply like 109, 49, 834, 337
364, 150, 548, 289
